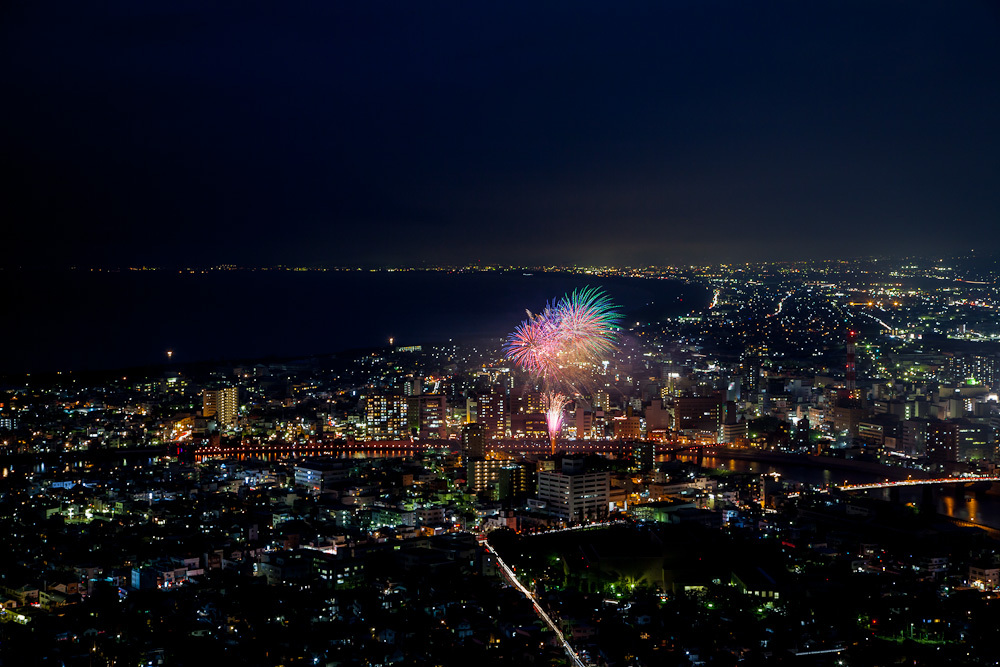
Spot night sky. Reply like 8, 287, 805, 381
3, 1, 999, 268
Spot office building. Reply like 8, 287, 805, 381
536, 457, 610, 522
673, 395, 723, 434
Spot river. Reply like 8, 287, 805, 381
672, 452, 1000, 529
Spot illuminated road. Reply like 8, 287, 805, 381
857, 310, 894, 333
484, 541, 587, 667
765, 290, 793, 318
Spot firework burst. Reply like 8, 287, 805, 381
503, 311, 560, 378
504, 287, 620, 450
543, 391, 571, 452
503, 286, 620, 384
551, 286, 620, 363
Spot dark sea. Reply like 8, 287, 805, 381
1, 270, 707, 375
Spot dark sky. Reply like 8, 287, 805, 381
3, 1, 998, 267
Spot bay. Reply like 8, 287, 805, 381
1, 269, 707, 374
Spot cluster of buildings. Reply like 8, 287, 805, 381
2, 256, 1000, 663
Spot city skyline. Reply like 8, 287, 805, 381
4, 243, 1000, 663
3, 1, 999, 269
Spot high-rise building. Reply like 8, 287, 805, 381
899, 419, 928, 457
574, 408, 594, 439
496, 464, 533, 501
365, 393, 408, 440
203, 387, 238, 428
720, 420, 747, 444
631, 441, 655, 470
479, 392, 507, 439
830, 401, 868, 439
467, 457, 506, 492
846, 329, 857, 397
956, 420, 994, 462
514, 390, 544, 414
943, 353, 1000, 387
645, 398, 670, 432
794, 416, 811, 448
741, 344, 764, 400
857, 417, 896, 449
403, 378, 422, 397
0, 414, 17, 431
673, 395, 723, 434
407, 394, 447, 439
927, 420, 958, 464
536, 457, 610, 522
461, 423, 486, 460
467, 458, 531, 500
592, 409, 608, 439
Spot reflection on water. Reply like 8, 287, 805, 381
889, 486, 995, 526
669, 454, 890, 487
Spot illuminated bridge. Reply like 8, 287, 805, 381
192, 438, 726, 462
787, 475, 1000, 498
837, 476, 1000, 491
488, 439, 720, 456
193, 439, 438, 462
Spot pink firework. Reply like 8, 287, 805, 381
504, 286, 620, 383
543, 391, 571, 450
503, 310, 561, 378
